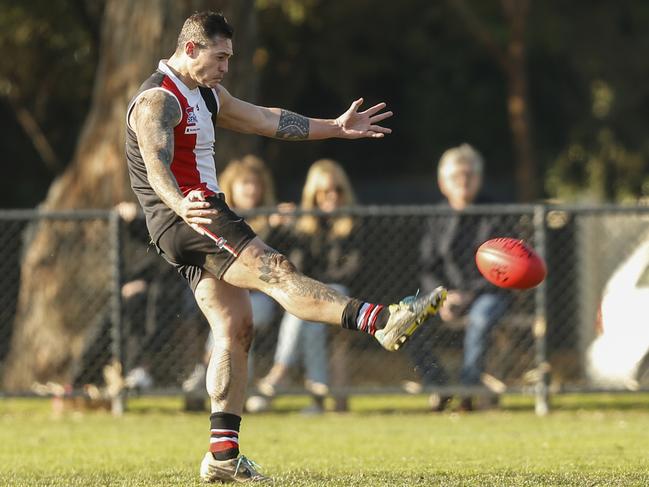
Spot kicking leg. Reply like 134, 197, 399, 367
211, 238, 448, 351
215, 238, 347, 324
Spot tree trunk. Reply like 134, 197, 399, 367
3, 0, 258, 390
215, 0, 261, 170
448, 0, 538, 202
502, 0, 537, 202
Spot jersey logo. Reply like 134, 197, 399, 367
185, 105, 200, 134
186, 106, 198, 125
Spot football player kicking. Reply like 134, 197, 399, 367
125, 10, 447, 483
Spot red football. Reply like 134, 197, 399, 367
475, 237, 547, 289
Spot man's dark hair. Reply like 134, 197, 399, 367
176, 11, 234, 51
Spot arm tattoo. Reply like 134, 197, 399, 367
275, 109, 310, 140
257, 249, 346, 304
137, 92, 179, 167
134, 91, 184, 213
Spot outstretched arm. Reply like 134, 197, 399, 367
216, 85, 392, 140
131, 90, 218, 229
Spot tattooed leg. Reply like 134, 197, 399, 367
218, 238, 350, 326
257, 249, 346, 304
194, 273, 251, 415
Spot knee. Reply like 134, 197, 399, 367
470, 305, 505, 333
467, 313, 492, 335
467, 305, 493, 334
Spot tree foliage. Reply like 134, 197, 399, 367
1, 0, 649, 204
0, 0, 101, 205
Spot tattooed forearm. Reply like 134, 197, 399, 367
275, 109, 310, 140
257, 249, 346, 304
146, 160, 183, 214
134, 90, 184, 213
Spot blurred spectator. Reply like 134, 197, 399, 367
182, 155, 283, 396
116, 202, 200, 391
74, 201, 192, 389
254, 159, 361, 413
409, 144, 509, 411
116, 201, 157, 390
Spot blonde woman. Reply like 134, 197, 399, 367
217, 155, 277, 238
256, 159, 361, 413
294, 159, 356, 242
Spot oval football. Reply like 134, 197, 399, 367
475, 238, 546, 289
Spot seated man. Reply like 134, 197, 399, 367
411, 144, 509, 411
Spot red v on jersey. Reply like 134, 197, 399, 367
157, 61, 220, 198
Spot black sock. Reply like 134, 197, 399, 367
209, 412, 241, 460
342, 299, 389, 335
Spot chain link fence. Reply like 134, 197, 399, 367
1, 206, 648, 408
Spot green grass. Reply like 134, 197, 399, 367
1, 394, 649, 486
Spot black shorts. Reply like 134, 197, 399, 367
155, 195, 257, 291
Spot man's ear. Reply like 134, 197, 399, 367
185, 40, 198, 58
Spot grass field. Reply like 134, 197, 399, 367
1, 393, 649, 486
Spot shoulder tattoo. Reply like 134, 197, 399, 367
275, 109, 310, 140
136, 91, 181, 129
135, 91, 180, 167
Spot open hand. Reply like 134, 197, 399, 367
439, 290, 474, 322
335, 98, 393, 139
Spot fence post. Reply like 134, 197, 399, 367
533, 205, 550, 416
109, 211, 125, 416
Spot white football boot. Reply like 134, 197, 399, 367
374, 287, 447, 351
200, 453, 270, 483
